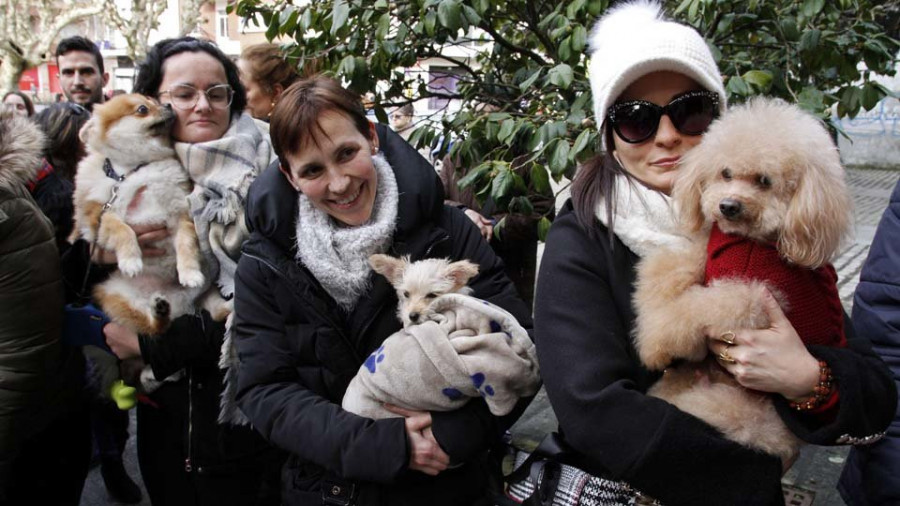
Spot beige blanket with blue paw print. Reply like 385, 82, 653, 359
341, 293, 541, 419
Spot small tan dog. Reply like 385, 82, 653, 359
633, 98, 852, 465
72, 94, 212, 336
368, 254, 479, 327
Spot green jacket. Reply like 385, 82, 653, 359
0, 113, 80, 489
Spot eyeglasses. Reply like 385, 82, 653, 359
606, 90, 720, 144
159, 84, 234, 111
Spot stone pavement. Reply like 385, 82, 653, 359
80, 167, 898, 506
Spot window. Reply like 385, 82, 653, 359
427, 66, 462, 111
218, 9, 229, 38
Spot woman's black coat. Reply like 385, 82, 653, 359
233, 125, 533, 505
534, 201, 897, 506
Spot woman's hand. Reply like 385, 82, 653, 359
463, 209, 494, 241
383, 404, 451, 476
93, 223, 170, 264
104, 322, 142, 360
708, 289, 820, 401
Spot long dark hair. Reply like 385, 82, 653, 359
133, 37, 247, 117
570, 124, 634, 237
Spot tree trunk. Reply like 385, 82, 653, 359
0, 58, 24, 95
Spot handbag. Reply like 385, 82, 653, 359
504, 433, 662, 506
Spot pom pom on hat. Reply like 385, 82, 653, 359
588, 0, 726, 136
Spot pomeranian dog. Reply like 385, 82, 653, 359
72, 94, 227, 406
368, 254, 479, 327
633, 97, 852, 465
73, 93, 211, 335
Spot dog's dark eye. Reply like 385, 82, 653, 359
757, 174, 772, 187
402, 291, 409, 299
425, 293, 437, 299
136, 105, 149, 115
721, 168, 733, 180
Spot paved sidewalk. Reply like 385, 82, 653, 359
80, 167, 898, 506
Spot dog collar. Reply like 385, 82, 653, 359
103, 158, 147, 182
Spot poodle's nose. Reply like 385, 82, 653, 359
719, 198, 743, 219
408, 312, 420, 323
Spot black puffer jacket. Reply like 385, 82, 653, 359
233, 125, 532, 505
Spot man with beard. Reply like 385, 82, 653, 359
55, 36, 108, 111
55, 36, 143, 503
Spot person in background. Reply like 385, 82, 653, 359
102, 36, 282, 505
54, 35, 143, 504
31, 102, 89, 248
838, 177, 900, 505
55, 35, 108, 111
533, 2, 896, 505
232, 75, 533, 505
0, 110, 90, 506
389, 103, 415, 141
238, 43, 300, 121
2, 91, 34, 118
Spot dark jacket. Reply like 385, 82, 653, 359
0, 115, 83, 494
839, 178, 900, 506
534, 201, 897, 506
233, 125, 532, 505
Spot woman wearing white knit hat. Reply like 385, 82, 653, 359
533, 2, 894, 505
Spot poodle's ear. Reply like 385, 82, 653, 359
445, 259, 479, 291
779, 156, 852, 268
368, 254, 407, 285
672, 153, 708, 233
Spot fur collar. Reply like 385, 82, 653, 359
0, 113, 46, 189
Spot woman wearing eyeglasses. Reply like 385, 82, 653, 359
533, 3, 895, 505
93, 37, 284, 505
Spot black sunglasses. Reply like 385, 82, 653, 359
606, 90, 720, 144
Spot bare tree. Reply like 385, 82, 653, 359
100, 0, 169, 63
179, 0, 208, 37
0, 0, 102, 94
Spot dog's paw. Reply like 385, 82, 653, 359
118, 257, 143, 277
179, 269, 205, 288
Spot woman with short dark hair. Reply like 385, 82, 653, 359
232, 75, 533, 505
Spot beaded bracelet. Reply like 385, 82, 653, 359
789, 360, 834, 411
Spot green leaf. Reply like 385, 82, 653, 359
726, 75, 751, 96
566, 0, 586, 19
509, 196, 534, 216
331, 0, 349, 35
797, 87, 825, 114
570, 25, 587, 53
549, 139, 570, 176
338, 55, 356, 78
438, 0, 462, 32
531, 163, 551, 195
519, 69, 542, 92
498, 119, 516, 145
424, 11, 437, 36
741, 70, 773, 92
457, 162, 491, 189
548, 63, 574, 89
801, 0, 825, 18
558, 37, 572, 62
376, 12, 390, 39
537, 216, 552, 242
570, 129, 591, 159
799, 29, 821, 52
860, 83, 882, 111
491, 166, 516, 203
492, 216, 506, 241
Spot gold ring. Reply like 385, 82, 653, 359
718, 349, 737, 364
718, 331, 736, 346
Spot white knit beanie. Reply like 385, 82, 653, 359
588, 1, 727, 135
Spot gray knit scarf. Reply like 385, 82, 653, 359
295, 153, 398, 311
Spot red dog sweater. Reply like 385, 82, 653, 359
704, 223, 846, 348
